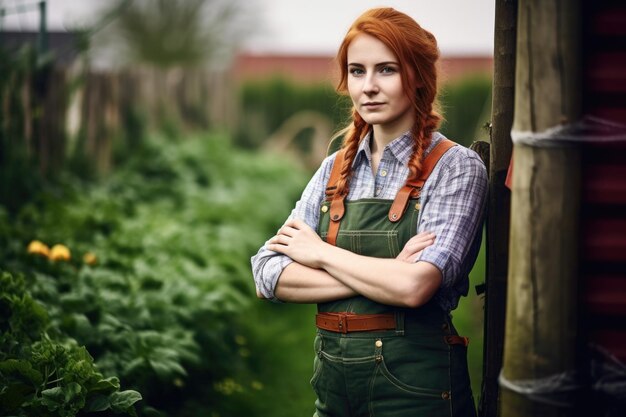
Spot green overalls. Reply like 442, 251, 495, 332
311, 141, 477, 417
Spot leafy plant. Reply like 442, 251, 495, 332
0, 271, 142, 416
0, 133, 309, 416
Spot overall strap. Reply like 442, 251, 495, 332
325, 149, 347, 245
388, 139, 457, 222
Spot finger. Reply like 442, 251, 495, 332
269, 235, 290, 246
405, 236, 434, 249
409, 240, 434, 254
286, 218, 308, 230
283, 218, 299, 229
402, 240, 433, 258
406, 234, 435, 248
267, 243, 287, 254
277, 225, 298, 237
408, 232, 435, 242
267, 234, 291, 253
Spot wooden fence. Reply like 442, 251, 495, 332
1, 63, 236, 176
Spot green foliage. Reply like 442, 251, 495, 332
439, 74, 493, 146
0, 271, 142, 416
236, 77, 352, 149
0, 133, 309, 416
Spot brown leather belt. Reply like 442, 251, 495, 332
315, 312, 470, 346
315, 312, 396, 333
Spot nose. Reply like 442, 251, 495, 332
362, 73, 379, 95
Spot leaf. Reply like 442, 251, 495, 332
0, 359, 43, 385
148, 359, 187, 380
123, 357, 147, 376
63, 382, 82, 402
0, 382, 33, 411
90, 376, 120, 394
109, 390, 142, 412
84, 394, 111, 412
41, 387, 63, 410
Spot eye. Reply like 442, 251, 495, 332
380, 66, 397, 74
348, 67, 365, 76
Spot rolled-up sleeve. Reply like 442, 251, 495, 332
417, 147, 488, 309
250, 153, 335, 301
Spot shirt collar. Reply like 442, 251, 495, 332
354, 130, 440, 167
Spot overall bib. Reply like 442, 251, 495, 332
311, 140, 477, 417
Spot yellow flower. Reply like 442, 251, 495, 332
27, 240, 50, 257
83, 252, 97, 266
49, 244, 71, 262
251, 381, 264, 391
213, 378, 243, 395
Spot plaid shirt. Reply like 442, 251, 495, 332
251, 131, 488, 312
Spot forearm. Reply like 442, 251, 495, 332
319, 244, 442, 308
274, 262, 358, 303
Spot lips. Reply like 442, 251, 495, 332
362, 102, 385, 109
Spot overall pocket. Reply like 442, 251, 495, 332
368, 337, 452, 416
310, 334, 324, 388
335, 230, 400, 258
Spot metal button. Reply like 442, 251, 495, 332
415, 203, 421, 211
375, 340, 383, 348
380, 170, 387, 177
441, 391, 451, 400
321, 205, 328, 213
391, 213, 398, 220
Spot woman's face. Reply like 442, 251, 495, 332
346, 34, 414, 137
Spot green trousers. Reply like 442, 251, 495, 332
313, 198, 477, 417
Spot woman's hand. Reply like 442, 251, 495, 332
268, 218, 327, 269
396, 232, 435, 263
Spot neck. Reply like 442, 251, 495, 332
371, 126, 409, 155
372, 120, 414, 151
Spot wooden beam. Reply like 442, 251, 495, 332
500, 1, 582, 416
478, 1, 517, 416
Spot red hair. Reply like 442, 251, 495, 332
332, 7, 443, 198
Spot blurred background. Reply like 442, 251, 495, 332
0, 1, 494, 416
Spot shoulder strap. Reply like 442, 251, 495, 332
325, 149, 346, 198
325, 149, 347, 246
388, 139, 457, 222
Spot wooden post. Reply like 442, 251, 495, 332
479, 1, 517, 416
500, 1, 582, 416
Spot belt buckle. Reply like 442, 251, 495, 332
337, 313, 348, 334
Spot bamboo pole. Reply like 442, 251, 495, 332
479, 1, 517, 416
499, 1, 582, 416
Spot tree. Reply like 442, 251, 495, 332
94, 0, 254, 69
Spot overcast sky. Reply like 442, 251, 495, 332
2, 0, 495, 56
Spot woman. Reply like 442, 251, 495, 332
251, 7, 487, 417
